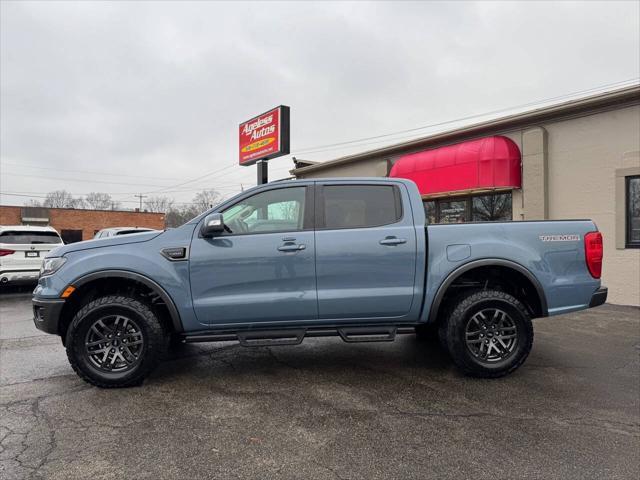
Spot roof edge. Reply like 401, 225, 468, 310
291, 83, 640, 175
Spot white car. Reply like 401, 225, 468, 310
93, 227, 157, 239
0, 225, 63, 285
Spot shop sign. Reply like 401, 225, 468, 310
239, 106, 290, 165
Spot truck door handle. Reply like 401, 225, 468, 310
278, 244, 306, 252
379, 237, 407, 246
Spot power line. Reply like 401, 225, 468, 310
142, 163, 239, 195
0, 161, 196, 182
4, 77, 635, 201
2, 173, 245, 195
288, 77, 640, 156
0, 191, 217, 206
1, 172, 178, 188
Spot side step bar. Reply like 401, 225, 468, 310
338, 326, 396, 343
238, 330, 305, 347
183, 326, 416, 346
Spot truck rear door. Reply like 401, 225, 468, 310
314, 182, 417, 320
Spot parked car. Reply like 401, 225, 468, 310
0, 225, 63, 285
32, 178, 606, 387
94, 227, 157, 239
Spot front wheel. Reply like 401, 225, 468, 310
66, 295, 168, 388
443, 290, 533, 378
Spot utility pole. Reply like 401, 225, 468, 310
134, 194, 147, 211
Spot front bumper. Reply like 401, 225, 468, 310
32, 297, 65, 335
589, 286, 608, 308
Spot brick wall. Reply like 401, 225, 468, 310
0, 206, 165, 241
0, 206, 21, 225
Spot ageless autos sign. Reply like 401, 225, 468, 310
239, 105, 290, 166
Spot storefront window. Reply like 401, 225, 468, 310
439, 200, 467, 223
472, 193, 512, 221
424, 201, 436, 224
423, 192, 513, 224
627, 176, 640, 248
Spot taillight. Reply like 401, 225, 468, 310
0, 249, 15, 257
584, 231, 603, 279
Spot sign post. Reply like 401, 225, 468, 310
239, 105, 290, 184
257, 160, 268, 185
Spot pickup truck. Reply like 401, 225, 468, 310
32, 178, 607, 388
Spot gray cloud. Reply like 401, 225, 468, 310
1, 0, 639, 206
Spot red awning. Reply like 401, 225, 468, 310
389, 136, 521, 196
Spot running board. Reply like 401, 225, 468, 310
337, 326, 397, 343
182, 326, 414, 346
237, 329, 305, 347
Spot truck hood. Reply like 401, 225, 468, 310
48, 231, 163, 257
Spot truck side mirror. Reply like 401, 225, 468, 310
201, 213, 225, 237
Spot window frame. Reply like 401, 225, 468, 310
424, 191, 513, 224
217, 184, 314, 237
315, 183, 404, 231
626, 175, 640, 248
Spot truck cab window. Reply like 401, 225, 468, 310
322, 185, 402, 229
222, 187, 307, 234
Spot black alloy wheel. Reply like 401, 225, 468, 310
464, 308, 518, 363
66, 295, 167, 388
443, 290, 533, 378
84, 314, 145, 372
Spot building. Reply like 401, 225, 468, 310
291, 85, 640, 306
0, 205, 165, 243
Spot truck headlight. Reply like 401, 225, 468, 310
40, 257, 67, 277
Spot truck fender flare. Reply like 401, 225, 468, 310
72, 270, 184, 332
428, 258, 548, 323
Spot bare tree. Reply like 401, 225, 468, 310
43, 190, 80, 208
144, 195, 174, 213
164, 204, 194, 228
25, 199, 42, 207
85, 192, 114, 210
192, 189, 223, 213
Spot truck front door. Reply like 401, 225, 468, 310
189, 185, 317, 326
314, 182, 417, 320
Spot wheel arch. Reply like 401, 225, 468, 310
60, 270, 183, 340
428, 259, 548, 323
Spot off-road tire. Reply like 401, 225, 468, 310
443, 290, 533, 378
66, 295, 168, 388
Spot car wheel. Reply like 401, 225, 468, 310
443, 290, 533, 378
66, 295, 168, 388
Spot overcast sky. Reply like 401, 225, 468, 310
1, 0, 639, 208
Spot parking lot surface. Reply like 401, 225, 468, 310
1, 290, 639, 480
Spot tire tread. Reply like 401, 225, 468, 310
445, 289, 533, 378
66, 295, 167, 388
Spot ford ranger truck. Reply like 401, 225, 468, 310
32, 178, 607, 388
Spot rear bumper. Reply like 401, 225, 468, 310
589, 286, 608, 308
32, 297, 65, 335
0, 270, 40, 285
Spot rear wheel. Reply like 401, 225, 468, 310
443, 290, 533, 378
66, 295, 168, 388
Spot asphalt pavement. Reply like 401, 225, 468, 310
1, 289, 639, 479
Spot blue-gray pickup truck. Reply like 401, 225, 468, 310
32, 178, 607, 387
